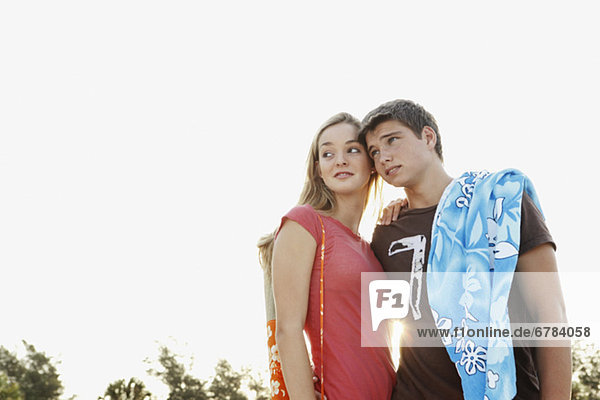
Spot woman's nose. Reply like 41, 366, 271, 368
335, 154, 348, 166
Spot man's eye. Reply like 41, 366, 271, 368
388, 137, 398, 144
370, 149, 380, 158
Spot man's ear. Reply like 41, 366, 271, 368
422, 126, 437, 150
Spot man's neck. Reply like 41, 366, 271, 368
404, 165, 453, 209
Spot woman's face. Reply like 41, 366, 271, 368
317, 122, 372, 197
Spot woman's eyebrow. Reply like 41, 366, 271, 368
319, 139, 360, 148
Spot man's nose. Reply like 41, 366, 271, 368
379, 147, 393, 163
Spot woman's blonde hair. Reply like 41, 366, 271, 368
257, 112, 381, 274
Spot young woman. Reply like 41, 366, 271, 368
258, 113, 395, 399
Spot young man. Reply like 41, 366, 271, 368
359, 100, 571, 400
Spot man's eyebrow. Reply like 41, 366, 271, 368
380, 130, 404, 138
367, 131, 403, 153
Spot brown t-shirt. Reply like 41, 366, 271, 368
371, 193, 555, 400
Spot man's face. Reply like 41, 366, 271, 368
365, 120, 433, 188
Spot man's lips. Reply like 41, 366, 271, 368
385, 165, 401, 176
334, 171, 354, 178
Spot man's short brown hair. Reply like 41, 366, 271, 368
359, 99, 443, 161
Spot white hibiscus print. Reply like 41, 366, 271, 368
486, 197, 518, 261
487, 296, 510, 365
431, 308, 453, 346
487, 369, 499, 389
271, 379, 284, 396
459, 340, 487, 376
269, 344, 281, 364
459, 264, 481, 322
454, 318, 469, 354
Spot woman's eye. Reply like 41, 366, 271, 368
322, 151, 333, 158
370, 149, 380, 158
348, 147, 361, 153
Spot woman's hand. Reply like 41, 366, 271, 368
313, 375, 327, 399
378, 197, 409, 225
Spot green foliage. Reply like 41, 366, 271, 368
0, 349, 24, 388
0, 372, 23, 400
145, 345, 269, 400
0, 340, 270, 400
99, 377, 152, 400
146, 346, 209, 400
245, 371, 269, 400
207, 360, 247, 400
12, 339, 600, 400
0, 341, 63, 400
572, 341, 600, 400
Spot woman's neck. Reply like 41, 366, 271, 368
329, 192, 366, 234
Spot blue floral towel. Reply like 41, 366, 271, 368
427, 169, 543, 400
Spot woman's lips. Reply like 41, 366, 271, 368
334, 171, 354, 178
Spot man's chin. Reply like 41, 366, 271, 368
382, 175, 405, 188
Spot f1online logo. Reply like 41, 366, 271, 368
369, 280, 410, 331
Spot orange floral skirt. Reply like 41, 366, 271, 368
267, 319, 289, 399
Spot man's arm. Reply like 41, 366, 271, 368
516, 243, 572, 400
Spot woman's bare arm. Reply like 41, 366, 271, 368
273, 220, 318, 399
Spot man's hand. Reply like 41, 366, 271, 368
378, 197, 409, 225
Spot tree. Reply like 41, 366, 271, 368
207, 360, 247, 400
243, 370, 269, 400
144, 344, 269, 400
0, 349, 24, 390
146, 346, 209, 400
0, 341, 63, 400
0, 372, 23, 400
99, 377, 152, 400
572, 341, 600, 400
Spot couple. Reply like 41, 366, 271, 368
258, 99, 571, 400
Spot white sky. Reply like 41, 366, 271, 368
1, 1, 599, 399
